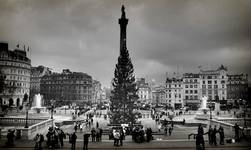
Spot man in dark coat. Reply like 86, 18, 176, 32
208, 125, 213, 145
58, 129, 65, 147
38, 134, 44, 150
146, 128, 153, 142
212, 125, 218, 146
234, 123, 240, 142
120, 129, 124, 146
196, 124, 205, 150
83, 133, 90, 150
91, 128, 96, 142
99, 128, 103, 141
219, 126, 225, 145
71, 132, 77, 150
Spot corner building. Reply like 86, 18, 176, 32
200, 65, 227, 103
0, 42, 31, 107
40, 69, 93, 105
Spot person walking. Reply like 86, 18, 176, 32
234, 123, 240, 142
99, 128, 103, 141
208, 125, 213, 145
158, 124, 161, 133
74, 124, 78, 133
196, 124, 205, 150
219, 126, 225, 145
212, 125, 218, 146
120, 129, 124, 146
91, 128, 96, 142
169, 127, 172, 136
71, 132, 77, 150
38, 134, 44, 150
83, 133, 90, 150
96, 122, 99, 128
146, 128, 152, 142
164, 126, 168, 135
95, 128, 100, 142
34, 134, 40, 150
58, 129, 65, 147
113, 130, 120, 146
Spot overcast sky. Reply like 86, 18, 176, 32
1, 0, 251, 87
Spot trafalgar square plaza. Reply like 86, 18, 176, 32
0, 1, 251, 150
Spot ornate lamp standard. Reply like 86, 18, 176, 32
49, 99, 55, 128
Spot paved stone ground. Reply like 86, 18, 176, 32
0, 138, 250, 150
2, 109, 250, 150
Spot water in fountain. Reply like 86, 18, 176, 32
31, 93, 46, 113
195, 96, 210, 120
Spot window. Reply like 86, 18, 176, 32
214, 80, 217, 84
208, 90, 212, 94
185, 90, 188, 94
185, 85, 188, 88
194, 90, 198, 94
194, 85, 198, 88
208, 80, 212, 84
190, 90, 193, 94
190, 85, 193, 88
208, 85, 212, 89
208, 76, 212, 79
203, 81, 205, 84
185, 96, 189, 99
194, 79, 197, 82
214, 85, 218, 88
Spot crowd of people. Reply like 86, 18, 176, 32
132, 126, 153, 143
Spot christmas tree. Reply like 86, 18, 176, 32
110, 5, 138, 124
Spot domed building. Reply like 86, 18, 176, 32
0, 42, 31, 107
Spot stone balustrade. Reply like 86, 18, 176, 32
210, 119, 251, 139
0, 117, 46, 126
217, 118, 251, 127
19, 118, 54, 140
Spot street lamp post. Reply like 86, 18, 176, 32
210, 101, 212, 120
50, 100, 55, 128
24, 103, 29, 128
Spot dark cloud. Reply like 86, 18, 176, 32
0, 0, 251, 86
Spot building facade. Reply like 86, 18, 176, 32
0, 42, 31, 107
40, 69, 93, 105
199, 65, 228, 103
227, 74, 248, 105
165, 77, 183, 109
30, 65, 51, 101
183, 73, 201, 109
136, 78, 152, 104
92, 80, 102, 104
151, 86, 165, 106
